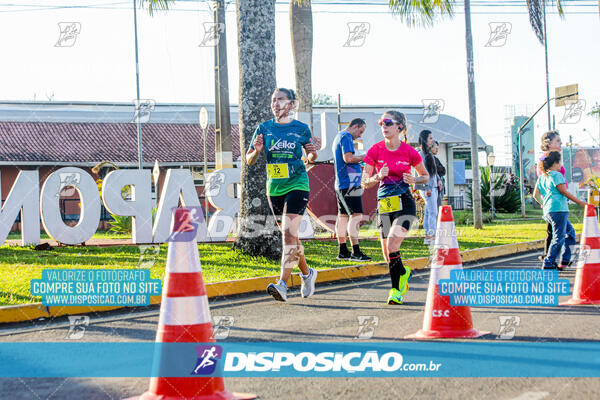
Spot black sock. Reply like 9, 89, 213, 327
352, 244, 360, 254
388, 252, 406, 290
339, 242, 349, 254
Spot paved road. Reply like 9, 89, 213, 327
1, 252, 599, 400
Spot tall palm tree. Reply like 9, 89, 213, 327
463, 0, 483, 228
387, 1, 488, 228
143, 0, 280, 257
290, 0, 313, 132
233, 0, 281, 258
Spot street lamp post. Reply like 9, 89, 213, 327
487, 152, 496, 219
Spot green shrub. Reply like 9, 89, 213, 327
468, 167, 521, 213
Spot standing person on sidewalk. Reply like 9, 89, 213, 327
533, 151, 586, 270
361, 111, 430, 304
246, 88, 320, 302
536, 131, 568, 263
417, 130, 439, 245
332, 118, 371, 261
431, 140, 446, 208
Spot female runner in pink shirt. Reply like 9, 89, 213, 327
361, 110, 430, 304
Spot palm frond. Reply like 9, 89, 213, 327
527, 0, 567, 44
139, 0, 171, 16
388, 0, 454, 28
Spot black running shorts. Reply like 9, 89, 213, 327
335, 187, 364, 215
377, 192, 417, 239
268, 190, 310, 220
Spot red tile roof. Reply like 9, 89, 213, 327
0, 122, 240, 164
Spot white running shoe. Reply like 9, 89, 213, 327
301, 268, 317, 298
267, 280, 287, 302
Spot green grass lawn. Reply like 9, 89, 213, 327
0, 218, 580, 306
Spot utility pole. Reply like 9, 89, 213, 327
133, 0, 143, 169
569, 134, 574, 182
214, 0, 232, 169
518, 125, 527, 218
543, 2, 551, 130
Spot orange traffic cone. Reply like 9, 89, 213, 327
405, 206, 490, 339
561, 204, 600, 305
128, 208, 256, 400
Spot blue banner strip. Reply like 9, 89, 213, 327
1, 342, 600, 378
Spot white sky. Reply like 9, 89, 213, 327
1, 0, 599, 166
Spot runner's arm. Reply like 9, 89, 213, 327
246, 134, 264, 166
403, 162, 429, 185
556, 184, 586, 207
361, 163, 384, 189
343, 152, 364, 164
303, 138, 319, 163
532, 186, 543, 206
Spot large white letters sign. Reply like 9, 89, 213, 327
40, 167, 101, 245
0, 167, 316, 245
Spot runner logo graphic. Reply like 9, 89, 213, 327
167, 207, 204, 242
211, 316, 235, 339
343, 22, 370, 47
66, 315, 89, 339
132, 99, 156, 123
199, 23, 225, 47
137, 245, 160, 269
421, 99, 444, 123
192, 345, 223, 375
58, 172, 81, 197
55, 22, 81, 47
498, 315, 520, 339
485, 22, 512, 47
355, 315, 379, 339
560, 99, 586, 124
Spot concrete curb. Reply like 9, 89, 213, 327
0, 239, 545, 324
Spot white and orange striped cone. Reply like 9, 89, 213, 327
406, 206, 490, 339
561, 204, 600, 305
129, 208, 256, 400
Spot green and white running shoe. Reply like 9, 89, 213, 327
399, 266, 412, 296
387, 288, 403, 305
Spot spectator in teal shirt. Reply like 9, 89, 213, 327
533, 151, 586, 270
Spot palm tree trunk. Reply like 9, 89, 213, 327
233, 0, 281, 258
290, 0, 313, 132
464, 0, 483, 229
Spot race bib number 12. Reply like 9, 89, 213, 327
267, 163, 289, 179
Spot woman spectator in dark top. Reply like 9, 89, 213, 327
431, 140, 446, 208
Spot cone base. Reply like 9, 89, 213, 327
560, 298, 600, 305
405, 329, 491, 339
126, 390, 257, 400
